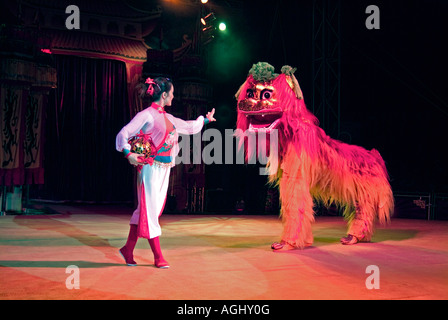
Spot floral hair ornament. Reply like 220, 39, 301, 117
145, 77, 158, 96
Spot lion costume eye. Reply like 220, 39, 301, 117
246, 89, 255, 99
261, 89, 273, 100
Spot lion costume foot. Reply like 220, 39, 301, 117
271, 241, 312, 251
340, 234, 360, 245
271, 241, 295, 251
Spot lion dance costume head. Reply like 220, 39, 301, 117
235, 62, 394, 250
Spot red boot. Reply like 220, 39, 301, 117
148, 237, 169, 269
119, 224, 138, 266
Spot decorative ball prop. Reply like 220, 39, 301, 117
128, 133, 156, 164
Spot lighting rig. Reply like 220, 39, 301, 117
199, 0, 226, 46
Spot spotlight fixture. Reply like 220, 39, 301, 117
201, 0, 208, 3
202, 25, 214, 32
201, 12, 216, 26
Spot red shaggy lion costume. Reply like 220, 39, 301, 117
235, 62, 394, 250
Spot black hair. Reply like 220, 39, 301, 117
136, 77, 173, 103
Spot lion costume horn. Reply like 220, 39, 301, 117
280, 65, 303, 100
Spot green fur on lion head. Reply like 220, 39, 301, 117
248, 62, 278, 82
248, 62, 297, 82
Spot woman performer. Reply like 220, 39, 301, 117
116, 77, 216, 268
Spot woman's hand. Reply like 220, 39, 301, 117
127, 152, 145, 166
206, 108, 216, 122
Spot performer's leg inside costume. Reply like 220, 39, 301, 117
342, 202, 374, 244
272, 170, 315, 251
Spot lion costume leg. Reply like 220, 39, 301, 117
342, 180, 393, 244
272, 170, 315, 251
342, 203, 374, 244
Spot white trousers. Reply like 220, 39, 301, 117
130, 163, 171, 239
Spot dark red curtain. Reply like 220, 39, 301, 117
41, 55, 134, 202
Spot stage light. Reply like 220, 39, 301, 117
201, 12, 216, 26
201, 0, 208, 3
202, 25, 214, 32
218, 22, 226, 31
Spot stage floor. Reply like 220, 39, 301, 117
1, 204, 447, 300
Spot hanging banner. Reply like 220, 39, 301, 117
24, 91, 45, 184
0, 86, 25, 185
